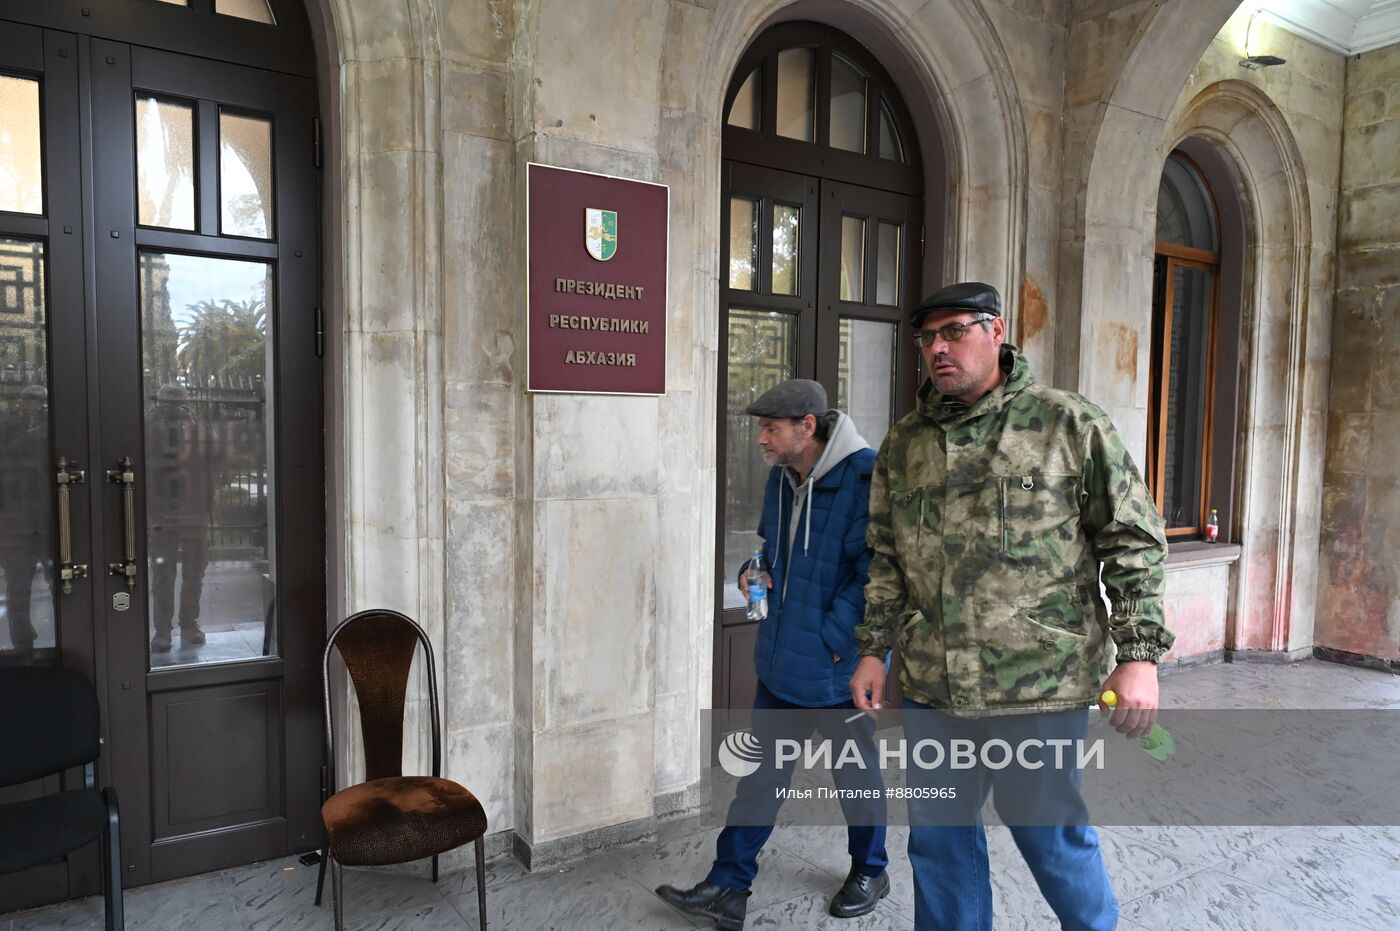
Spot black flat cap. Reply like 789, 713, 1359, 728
745, 379, 827, 418
910, 281, 1002, 329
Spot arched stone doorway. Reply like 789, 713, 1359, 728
0, 0, 323, 909
713, 20, 927, 711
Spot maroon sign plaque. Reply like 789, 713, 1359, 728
527, 163, 669, 394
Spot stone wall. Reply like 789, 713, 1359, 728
1318, 42, 1400, 662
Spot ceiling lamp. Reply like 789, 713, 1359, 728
1240, 10, 1287, 70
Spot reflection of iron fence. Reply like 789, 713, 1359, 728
145, 387, 272, 561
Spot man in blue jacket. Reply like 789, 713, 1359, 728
656, 379, 889, 929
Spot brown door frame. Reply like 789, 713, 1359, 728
0, 19, 102, 914
0, 1, 325, 908
89, 38, 324, 884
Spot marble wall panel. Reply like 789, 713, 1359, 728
653, 689, 699, 793
532, 394, 661, 500
530, 714, 654, 841
444, 498, 515, 728
983, 1, 1066, 110
446, 382, 515, 500
1162, 563, 1231, 659
355, 150, 439, 334
352, 332, 426, 538
529, 0, 668, 152
350, 57, 427, 153
540, 497, 657, 729
446, 722, 516, 831
441, 62, 512, 141
653, 491, 697, 698
442, 133, 517, 385
440, 0, 514, 66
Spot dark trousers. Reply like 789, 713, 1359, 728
708, 679, 889, 890
1, 545, 40, 648
150, 525, 210, 635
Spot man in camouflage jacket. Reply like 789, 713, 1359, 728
850, 281, 1173, 931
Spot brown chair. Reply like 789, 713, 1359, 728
314, 609, 487, 930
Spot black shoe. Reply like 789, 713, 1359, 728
655, 880, 749, 930
828, 868, 890, 918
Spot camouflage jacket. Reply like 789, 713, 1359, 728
856, 344, 1172, 716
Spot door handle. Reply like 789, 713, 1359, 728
55, 457, 88, 593
106, 456, 138, 589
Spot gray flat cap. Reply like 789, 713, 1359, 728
910, 281, 1002, 329
745, 379, 827, 418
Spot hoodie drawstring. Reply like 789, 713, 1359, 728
803, 480, 813, 556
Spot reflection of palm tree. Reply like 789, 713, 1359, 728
177, 298, 267, 385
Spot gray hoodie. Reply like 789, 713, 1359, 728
779, 410, 871, 596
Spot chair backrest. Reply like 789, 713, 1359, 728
0, 666, 100, 787
323, 610, 440, 790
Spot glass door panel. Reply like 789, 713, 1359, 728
0, 238, 54, 655
0, 74, 43, 215
135, 95, 197, 230
140, 252, 274, 668
723, 308, 796, 609
219, 110, 274, 238
837, 317, 897, 450
771, 203, 800, 295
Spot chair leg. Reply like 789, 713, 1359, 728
314, 847, 328, 906
475, 836, 487, 930
331, 857, 344, 931
102, 787, 124, 931
432, 852, 439, 884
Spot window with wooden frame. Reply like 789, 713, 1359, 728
1149, 153, 1220, 538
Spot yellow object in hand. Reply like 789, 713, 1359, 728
1098, 689, 1175, 760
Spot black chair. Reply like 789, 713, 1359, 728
314, 609, 488, 930
0, 665, 123, 930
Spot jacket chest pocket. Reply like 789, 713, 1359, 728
997, 472, 1082, 559
891, 484, 937, 547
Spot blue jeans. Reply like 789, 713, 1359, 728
708, 680, 889, 890
902, 701, 1118, 931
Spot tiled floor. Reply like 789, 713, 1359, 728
4, 659, 1399, 930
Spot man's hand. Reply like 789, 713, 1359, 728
1099, 660, 1159, 740
850, 656, 887, 714
737, 571, 773, 600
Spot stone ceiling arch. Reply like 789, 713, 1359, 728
1063, 0, 1249, 454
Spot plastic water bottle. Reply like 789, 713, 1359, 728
1205, 508, 1219, 544
746, 549, 768, 620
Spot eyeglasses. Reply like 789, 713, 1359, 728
912, 314, 994, 347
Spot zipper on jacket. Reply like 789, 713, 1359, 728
999, 478, 1008, 553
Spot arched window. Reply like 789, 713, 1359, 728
1149, 153, 1221, 537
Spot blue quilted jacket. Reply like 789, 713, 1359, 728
747, 413, 876, 707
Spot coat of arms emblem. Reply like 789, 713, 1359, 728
585, 208, 618, 261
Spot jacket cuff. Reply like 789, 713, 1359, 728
855, 602, 902, 657
1115, 640, 1167, 664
